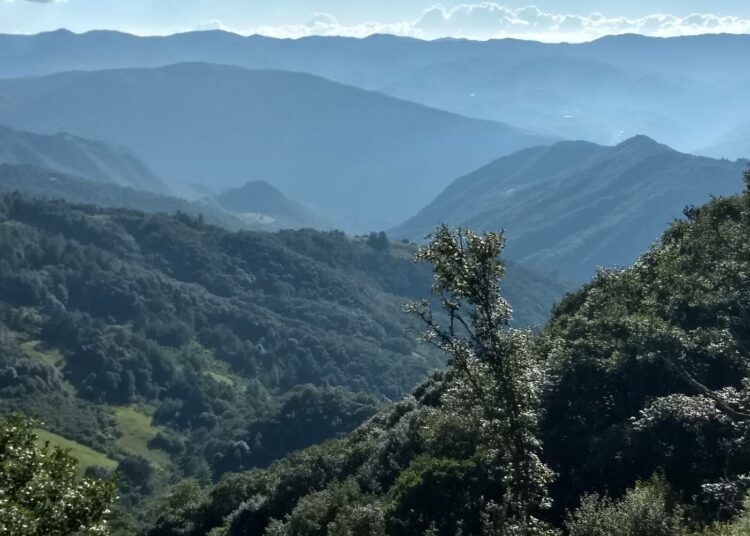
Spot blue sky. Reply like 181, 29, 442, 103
3, 1, 750, 40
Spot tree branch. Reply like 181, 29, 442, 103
665, 356, 750, 421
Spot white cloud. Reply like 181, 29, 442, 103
412, 4, 750, 41
194, 19, 233, 32
198, 3, 750, 42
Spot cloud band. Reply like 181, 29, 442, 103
200, 3, 750, 42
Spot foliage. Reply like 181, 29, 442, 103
406, 225, 553, 533
565, 477, 687, 536
0, 414, 115, 535
0, 192, 450, 525
542, 173, 750, 519
144, 173, 750, 535
143, 225, 559, 535
698, 491, 750, 535
0, 187, 562, 517
367, 232, 390, 252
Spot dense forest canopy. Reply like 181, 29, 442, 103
0, 192, 566, 531
144, 171, 750, 535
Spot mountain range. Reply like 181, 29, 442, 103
0, 163, 250, 230
3, 27, 750, 534
1, 30, 748, 154
0, 123, 168, 193
0, 122, 341, 232
0, 62, 548, 230
393, 136, 749, 281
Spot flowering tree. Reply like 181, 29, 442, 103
0, 414, 115, 535
406, 225, 554, 534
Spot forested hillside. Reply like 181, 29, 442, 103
147, 171, 750, 535
394, 136, 748, 281
0, 193, 566, 530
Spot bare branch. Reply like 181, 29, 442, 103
664, 356, 750, 421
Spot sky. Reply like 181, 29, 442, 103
2, 1, 750, 42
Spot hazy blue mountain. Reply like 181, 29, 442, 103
0, 62, 548, 231
393, 136, 749, 281
0, 163, 250, 230
1, 31, 748, 151
0, 123, 169, 193
0, 163, 339, 232
213, 180, 334, 230
699, 120, 750, 160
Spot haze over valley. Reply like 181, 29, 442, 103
1, 2, 750, 534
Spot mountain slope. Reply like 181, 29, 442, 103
0, 192, 566, 491
393, 136, 748, 281
0, 123, 168, 193
145, 173, 750, 536
213, 180, 333, 230
0, 163, 250, 230
0, 63, 549, 230
0, 193, 567, 526
1, 31, 748, 151
699, 120, 750, 160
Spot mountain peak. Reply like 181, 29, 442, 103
614, 135, 674, 154
215, 180, 332, 230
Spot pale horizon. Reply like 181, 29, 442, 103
2, 2, 750, 43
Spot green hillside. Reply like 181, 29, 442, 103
148, 172, 750, 535
0, 193, 566, 529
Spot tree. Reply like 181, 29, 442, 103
367, 231, 390, 252
0, 414, 115, 535
406, 225, 554, 534
565, 476, 687, 536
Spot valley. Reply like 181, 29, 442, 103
0, 13, 749, 536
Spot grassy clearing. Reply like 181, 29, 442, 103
34, 428, 118, 473
113, 406, 171, 469
206, 370, 235, 387
21, 340, 63, 367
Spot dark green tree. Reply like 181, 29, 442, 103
367, 231, 390, 252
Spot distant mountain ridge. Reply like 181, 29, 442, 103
0, 30, 748, 153
0, 62, 549, 230
393, 136, 749, 281
0, 123, 169, 194
213, 180, 333, 230
699, 120, 750, 160
0, 163, 251, 230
